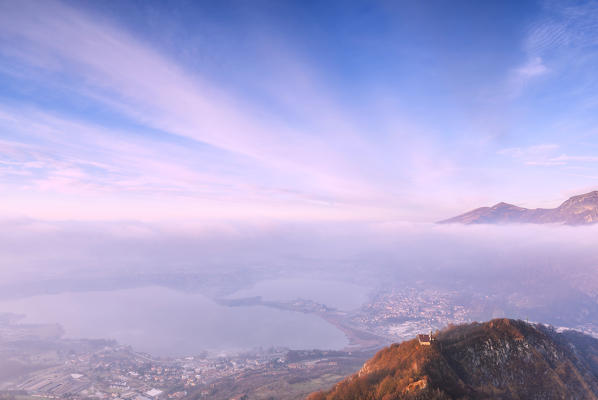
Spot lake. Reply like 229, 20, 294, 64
0, 286, 349, 357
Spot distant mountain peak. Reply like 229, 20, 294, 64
490, 202, 520, 209
440, 190, 598, 225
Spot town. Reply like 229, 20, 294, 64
2, 282, 597, 400
0, 316, 369, 400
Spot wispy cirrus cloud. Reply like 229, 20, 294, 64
0, 1, 386, 218
498, 143, 598, 168
514, 57, 549, 79
503, 1, 598, 99
497, 143, 558, 158
525, 1, 598, 56
2, 0, 598, 222
0, 101, 408, 221
550, 154, 598, 163
0, 0, 471, 221
506, 56, 549, 97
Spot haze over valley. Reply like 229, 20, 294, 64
2, 0, 598, 398
3, 218, 598, 353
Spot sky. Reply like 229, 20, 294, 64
1, 0, 598, 223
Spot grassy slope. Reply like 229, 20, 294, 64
308, 319, 598, 400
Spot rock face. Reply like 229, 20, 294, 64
307, 319, 598, 400
440, 191, 598, 225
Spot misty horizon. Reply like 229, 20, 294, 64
2, 1, 598, 399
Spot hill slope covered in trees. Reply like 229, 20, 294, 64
308, 319, 598, 400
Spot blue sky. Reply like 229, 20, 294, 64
1, 0, 598, 222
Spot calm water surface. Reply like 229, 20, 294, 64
0, 286, 348, 356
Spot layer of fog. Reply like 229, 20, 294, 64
1, 217, 597, 328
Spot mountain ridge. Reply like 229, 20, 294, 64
308, 318, 598, 400
440, 190, 598, 225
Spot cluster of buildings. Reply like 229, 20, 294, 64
15, 346, 176, 400
352, 287, 471, 341
2, 285, 500, 400
9, 343, 348, 400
